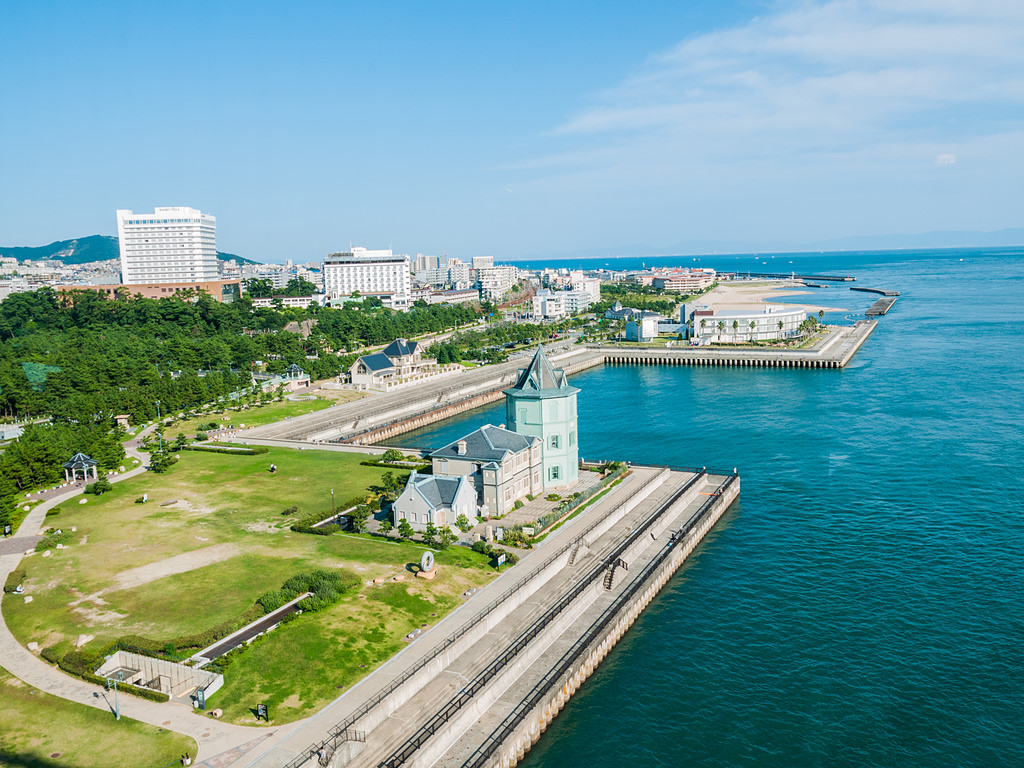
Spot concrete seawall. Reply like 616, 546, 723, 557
468, 475, 740, 768
242, 324, 875, 447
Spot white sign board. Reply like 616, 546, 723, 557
496, 553, 506, 567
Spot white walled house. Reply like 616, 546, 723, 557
393, 472, 477, 532
430, 425, 542, 516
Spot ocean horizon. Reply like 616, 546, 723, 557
388, 246, 1024, 768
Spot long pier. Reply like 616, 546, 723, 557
252, 466, 739, 768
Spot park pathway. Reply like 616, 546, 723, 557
0, 424, 296, 765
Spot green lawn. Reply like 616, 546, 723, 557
162, 397, 334, 442
0, 667, 195, 768
3, 445, 497, 724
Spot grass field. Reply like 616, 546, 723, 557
162, 397, 335, 442
3, 446, 497, 724
0, 667, 195, 768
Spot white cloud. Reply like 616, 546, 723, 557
936, 153, 957, 165
523, 1, 1024, 191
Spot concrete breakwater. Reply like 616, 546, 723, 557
242, 322, 874, 447
264, 467, 739, 768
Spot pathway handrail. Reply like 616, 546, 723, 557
462, 473, 737, 768
283, 469, 702, 768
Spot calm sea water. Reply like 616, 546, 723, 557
392, 248, 1024, 768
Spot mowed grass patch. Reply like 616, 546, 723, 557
0, 667, 195, 768
163, 397, 334, 442
208, 550, 494, 725
4, 447, 396, 655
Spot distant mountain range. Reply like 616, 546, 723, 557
513, 227, 1024, 262
0, 235, 257, 266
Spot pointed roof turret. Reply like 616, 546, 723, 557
504, 346, 579, 400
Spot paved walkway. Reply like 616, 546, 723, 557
0, 425, 295, 764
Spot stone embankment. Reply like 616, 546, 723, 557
253, 466, 739, 768
242, 323, 874, 447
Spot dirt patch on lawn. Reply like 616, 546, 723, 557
112, 543, 241, 590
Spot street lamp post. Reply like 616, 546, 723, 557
155, 400, 163, 454
106, 671, 124, 720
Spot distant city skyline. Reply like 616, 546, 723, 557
3, 1, 1023, 263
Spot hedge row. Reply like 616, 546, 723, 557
288, 495, 365, 533
359, 459, 429, 469
256, 568, 360, 615
179, 444, 269, 456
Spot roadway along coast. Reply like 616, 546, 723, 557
241, 322, 876, 447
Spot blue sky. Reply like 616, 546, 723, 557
2, 0, 1022, 262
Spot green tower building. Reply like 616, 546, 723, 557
504, 346, 579, 489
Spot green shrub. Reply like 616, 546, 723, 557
45, 507, 62, 516
134, 497, 146, 504
195, 431, 208, 441
545, 493, 560, 502
513, 499, 524, 510
179, 445, 268, 456
35, 528, 72, 552
3, 570, 26, 593
290, 524, 339, 535
40, 645, 62, 664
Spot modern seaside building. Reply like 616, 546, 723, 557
323, 247, 412, 310
686, 305, 807, 342
115, 207, 219, 285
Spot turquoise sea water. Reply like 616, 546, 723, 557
390, 248, 1024, 767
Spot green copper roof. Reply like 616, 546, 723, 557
504, 346, 579, 400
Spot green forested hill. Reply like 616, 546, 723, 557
0, 234, 257, 266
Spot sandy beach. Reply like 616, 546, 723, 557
698, 281, 848, 314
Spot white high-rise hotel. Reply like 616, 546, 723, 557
323, 247, 411, 310
116, 207, 219, 285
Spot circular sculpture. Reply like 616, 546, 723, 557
420, 551, 435, 572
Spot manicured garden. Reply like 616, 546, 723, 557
3, 446, 497, 725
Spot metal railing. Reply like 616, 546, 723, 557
282, 466, 692, 768
462, 473, 737, 768
376, 471, 708, 768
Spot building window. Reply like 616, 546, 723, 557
550, 466, 560, 481
569, 431, 576, 446
550, 434, 560, 449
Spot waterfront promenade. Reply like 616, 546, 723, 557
241, 322, 875, 447
243, 465, 739, 768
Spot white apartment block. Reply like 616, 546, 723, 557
561, 289, 594, 314
569, 272, 602, 302
116, 207, 218, 285
472, 256, 494, 269
477, 265, 519, 301
532, 289, 566, 320
323, 247, 411, 310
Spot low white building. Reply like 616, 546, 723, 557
393, 471, 478, 532
625, 311, 661, 342
532, 289, 566, 320
690, 305, 806, 342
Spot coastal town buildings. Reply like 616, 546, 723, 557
323, 247, 412, 310
532, 289, 566, 320
115, 207, 219, 285
625, 311, 661, 342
